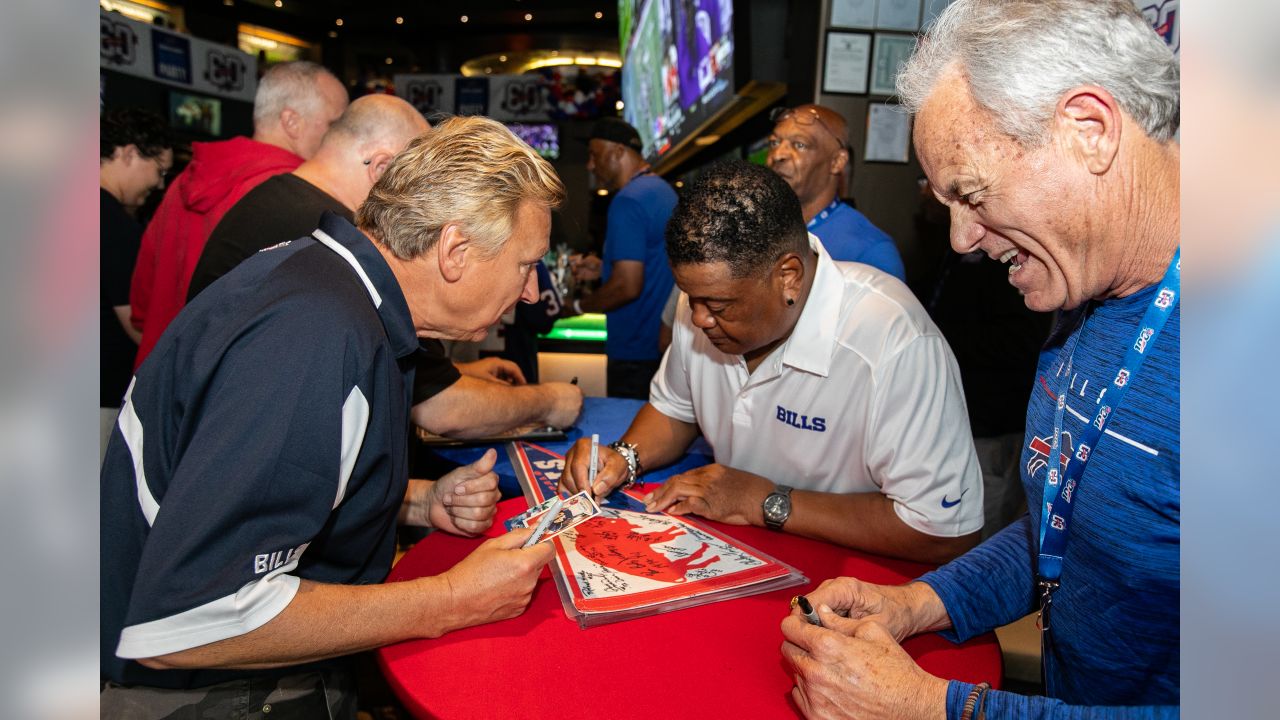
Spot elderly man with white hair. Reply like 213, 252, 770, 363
780, 1, 1180, 718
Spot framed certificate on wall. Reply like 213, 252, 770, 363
822, 31, 872, 95
870, 33, 917, 96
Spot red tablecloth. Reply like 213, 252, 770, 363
377, 499, 1002, 719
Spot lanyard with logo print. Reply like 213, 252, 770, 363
1037, 248, 1180, 636
806, 198, 842, 232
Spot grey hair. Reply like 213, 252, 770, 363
898, 0, 1179, 145
252, 61, 338, 131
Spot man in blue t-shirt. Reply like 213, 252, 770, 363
569, 118, 677, 399
779, 1, 1181, 717
766, 103, 904, 281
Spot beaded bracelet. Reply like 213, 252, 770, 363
959, 682, 991, 720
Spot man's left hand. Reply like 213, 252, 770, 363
640, 463, 771, 525
457, 358, 526, 385
427, 449, 502, 536
780, 607, 948, 720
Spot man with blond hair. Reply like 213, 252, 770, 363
101, 117, 566, 717
781, 1, 1180, 717
129, 61, 349, 369
188, 95, 582, 439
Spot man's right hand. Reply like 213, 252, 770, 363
569, 253, 603, 283
541, 382, 584, 429
800, 577, 950, 642
559, 437, 629, 499
436, 529, 553, 632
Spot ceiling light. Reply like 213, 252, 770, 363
524, 13, 533, 21
460, 15, 468, 23
675, 181, 684, 188
550, 50, 559, 56
273, 0, 282, 7
499, 55, 508, 62
615, 100, 624, 110
596, 188, 608, 196
385, 57, 393, 64
335, 18, 343, 26
595, 11, 603, 19
395, 16, 403, 25
328, 30, 337, 38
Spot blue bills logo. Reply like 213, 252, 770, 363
1140, 0, 1179, 53
776, 405, 825, 432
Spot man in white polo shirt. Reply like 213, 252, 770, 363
561, 161, 981, 563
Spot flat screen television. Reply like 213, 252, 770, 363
507, 122, 561, 160
169, 92, 222, 137
622, 0, 735, 162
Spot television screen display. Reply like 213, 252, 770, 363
169, 92, 222, 137
622, 0, 735, 162
507, 122, 561, 160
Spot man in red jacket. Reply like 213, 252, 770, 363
129, 60, 348, 369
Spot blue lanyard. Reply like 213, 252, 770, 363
806, 198, 842, 231
1037, 249, 1180, 603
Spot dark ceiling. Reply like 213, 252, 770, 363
176, 0, 621, 77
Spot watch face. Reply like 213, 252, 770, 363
764, 493, 789, 521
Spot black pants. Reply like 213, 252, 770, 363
607, 358, 661, 400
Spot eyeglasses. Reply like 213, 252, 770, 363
769, 106, 846, 150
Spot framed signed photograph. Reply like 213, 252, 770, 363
822, 31, 872, 95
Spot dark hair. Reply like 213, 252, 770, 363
100, 108, 174, 161
666, 161, 808, 278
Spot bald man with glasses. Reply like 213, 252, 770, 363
766, 104, 904, 281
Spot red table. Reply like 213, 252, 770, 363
377, 498, 1002, 719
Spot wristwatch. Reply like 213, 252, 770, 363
762, 484, 794, 530
607, 440, 642, 489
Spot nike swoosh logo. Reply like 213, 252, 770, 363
941, 489, 969, 509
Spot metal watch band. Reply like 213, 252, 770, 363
607, 440, 641, 488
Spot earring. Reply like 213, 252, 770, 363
786, 297, 795, 306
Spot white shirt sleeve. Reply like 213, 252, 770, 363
648, 292, 697, 423
865, 334, 985, 537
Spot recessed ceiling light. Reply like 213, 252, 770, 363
485, 67, 493, 74
385, 57, 393, 64
460, 15, 469, 23
595, 11, 603, 19
499, 55, 508, 62
328, 30, 337, 38
335, 18, 343, 26
273, 0, 282, 7
395, 16, 403, 25
615, 100, 624, 110
524, 13, 533, 21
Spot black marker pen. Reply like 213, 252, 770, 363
796, 595, 823, 627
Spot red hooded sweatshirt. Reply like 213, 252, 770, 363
129, 137, 302, 369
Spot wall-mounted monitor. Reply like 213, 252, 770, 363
507, 122, 561, 160
169, 91, 222, 137
622, 0, 735, 162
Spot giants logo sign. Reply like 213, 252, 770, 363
100, 16, 138, 66
204, 50, 247, 93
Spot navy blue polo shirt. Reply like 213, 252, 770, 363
100, 212, 419, 689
